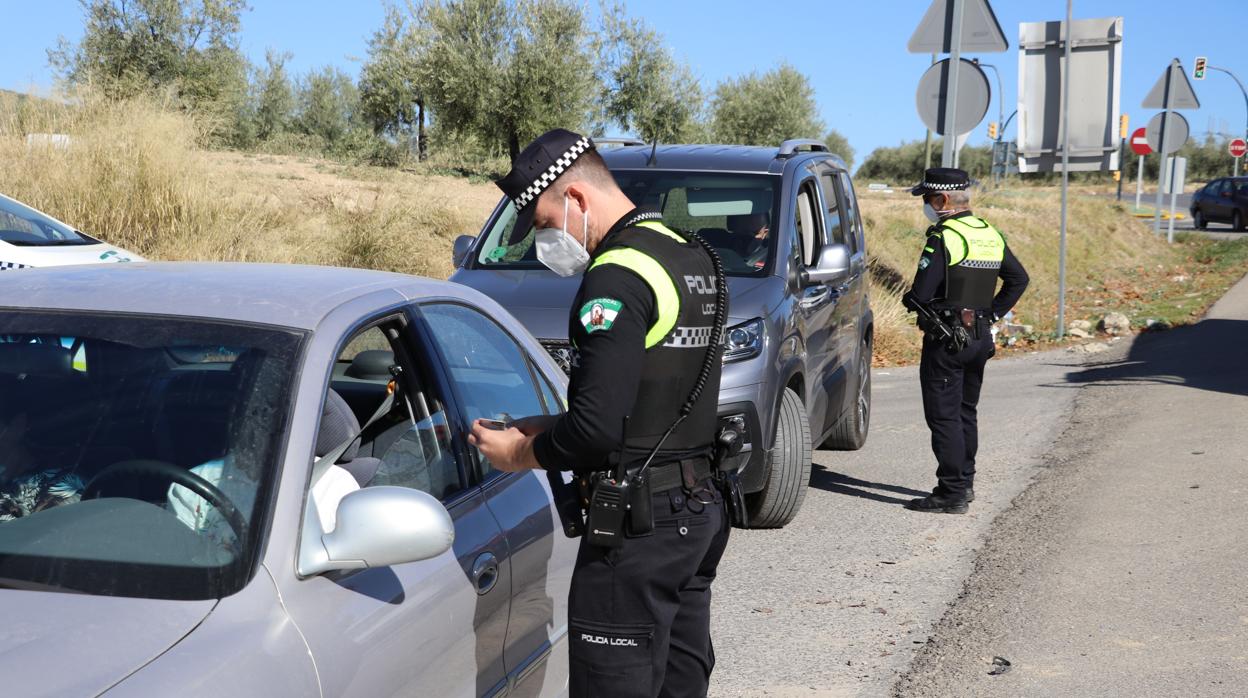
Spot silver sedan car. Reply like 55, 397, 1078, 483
0, 263, 576, 697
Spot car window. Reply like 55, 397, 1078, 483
0, 311, 303, 600
420, 303, 546, 479
0, 197, 95, 247
817, 173, 847, 247
795, 179, 822, 266
838, 172, 863, 255
535, 362, 565, 414
324, 320, 463, 501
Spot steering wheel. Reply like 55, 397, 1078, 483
83, 459, 248, 542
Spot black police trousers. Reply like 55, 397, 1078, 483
568, 482, 730, 698
919, 326, 995, 499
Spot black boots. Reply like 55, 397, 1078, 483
904, 492, 969, 514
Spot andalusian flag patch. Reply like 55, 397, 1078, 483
579, 297, 623, 333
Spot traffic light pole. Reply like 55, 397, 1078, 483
1207, 65, 1248, 177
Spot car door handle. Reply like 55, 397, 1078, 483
472, 553, 500, 595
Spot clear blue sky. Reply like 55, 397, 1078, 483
6, 0, 1247, 169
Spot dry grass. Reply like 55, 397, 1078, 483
858, 186, 1189, 364
0, 91, 498, 278
4, 92, 1242, 367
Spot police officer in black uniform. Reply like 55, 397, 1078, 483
902, 168, 1029, 514
471, 129, 729, 697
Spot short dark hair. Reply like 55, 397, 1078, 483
552, 149, 619, 195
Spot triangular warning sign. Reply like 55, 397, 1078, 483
1142, 59, 1200, 110
908, 0, 1008, 54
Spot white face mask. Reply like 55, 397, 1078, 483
533, 196, 591, 277
923, 197, 951, 223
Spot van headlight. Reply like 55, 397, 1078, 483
723, 318, 764, 363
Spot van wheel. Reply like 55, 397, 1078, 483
1235, 210, 1245, 232
823, 336, 872, 450
746, 388, 812, 529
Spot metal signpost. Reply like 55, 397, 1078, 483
1016, 9, 1122, 338
1142, 59, 1200, 238
1232, 138, 1248, 175
1130, 126, 1151, 211
909, 0, 1007, 168
1164, 156, 1187, 244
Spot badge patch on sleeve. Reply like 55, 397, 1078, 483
918, 257, 931, 270
579, 298, 623, 333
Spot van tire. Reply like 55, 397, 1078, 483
824, 336, 872, 450
746, 388, 811, 528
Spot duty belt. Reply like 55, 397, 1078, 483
646, 457, 714, 493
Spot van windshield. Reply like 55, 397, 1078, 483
475, 172, 781, 277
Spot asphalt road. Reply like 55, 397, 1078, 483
899, 273, 1248, 696
1127, 190, 1244, 239
708, 342, 1094, 696
709, 271, 1248, 697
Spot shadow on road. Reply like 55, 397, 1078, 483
809, 465, 927, 504
1062, 318, 1248, 398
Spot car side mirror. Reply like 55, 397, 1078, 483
452, 234, 476, 268
298, 486, 455, 577
801, 243, 851, 286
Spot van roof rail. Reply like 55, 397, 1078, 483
777, 139, 829, 157
595, 137, 647, 147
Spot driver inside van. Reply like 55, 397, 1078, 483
727, 211, 771, 268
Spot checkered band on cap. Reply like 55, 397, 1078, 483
512, 137, 592, 210
920, 180, 966, 191
0, 261, 29, 270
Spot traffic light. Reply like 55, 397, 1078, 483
988, 122, 998, 139
1119, 114, 1129, 139
1194, 57, 1207, 80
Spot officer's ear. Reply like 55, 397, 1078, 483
563, 182, 590, 214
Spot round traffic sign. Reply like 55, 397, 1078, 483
1230, 138, 1248, 158
915, 58, 991, 136
1144, 112, 1190, 155
1130, 127, 1152, 156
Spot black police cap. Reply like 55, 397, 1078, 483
910, 167, 971, 196
494, 128, 595, 244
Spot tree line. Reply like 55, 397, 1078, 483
49, 0, 855, 170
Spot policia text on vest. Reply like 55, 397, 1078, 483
471, 129, 732, 698
901, 167, 1029, 516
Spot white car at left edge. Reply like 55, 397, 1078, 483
0, 193, 144, 270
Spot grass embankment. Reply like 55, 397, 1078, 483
0, 92, 495, 279
859, 187, 1248, 364
4, 93, 1245, 366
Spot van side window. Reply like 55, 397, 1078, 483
794, 179, 823, 266
817, 174, 846, 247
838, 172, 863, 255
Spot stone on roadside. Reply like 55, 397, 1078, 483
1068, 327, 1092, 339
1070, 319, 1094, 333
1098, 312, 1131, 336
1146, 319, 1172, 332
1069, 342, 1111, 355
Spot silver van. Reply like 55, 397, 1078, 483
452, 139, 874, 527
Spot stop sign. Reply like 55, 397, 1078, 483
1130, 127, 1152, 156
1231, 138, 1248, 158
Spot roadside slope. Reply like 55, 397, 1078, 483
897, 273, 1248, 696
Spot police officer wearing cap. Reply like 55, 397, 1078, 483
470, 129, 730, 697
901, 168, 1029, 514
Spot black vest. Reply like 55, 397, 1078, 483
575, 221, 722, 462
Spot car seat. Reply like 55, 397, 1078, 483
317, 389, 382, 487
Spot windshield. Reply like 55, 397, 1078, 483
0, 311, 304, 600
474, 171, 781, 277
0, 196, 96, 246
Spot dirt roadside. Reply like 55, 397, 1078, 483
895, 273, 1248, 697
